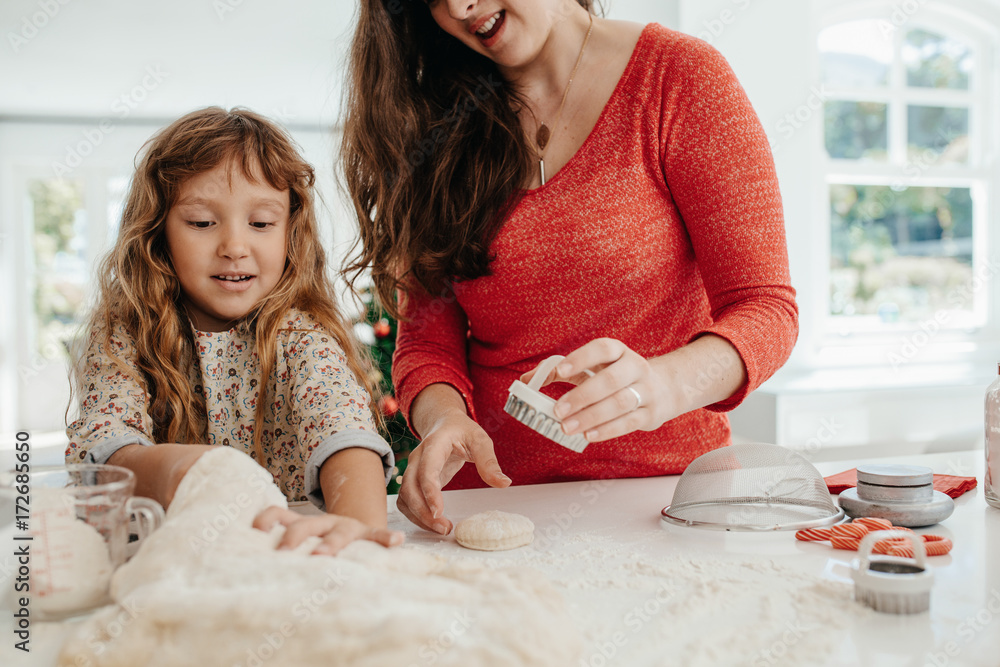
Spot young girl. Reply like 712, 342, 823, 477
341, 0, 798, 535
67, 107, 403, 554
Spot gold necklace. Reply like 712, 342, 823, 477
534, 12, 594, 186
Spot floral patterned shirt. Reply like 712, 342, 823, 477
66, 309, 392, 508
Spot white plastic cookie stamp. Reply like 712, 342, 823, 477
504, 355, 594, 453
455, 510, 535, 551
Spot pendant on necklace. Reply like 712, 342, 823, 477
539, 158, 546, 186
536, 124, 551, 151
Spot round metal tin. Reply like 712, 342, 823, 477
857, 480, 934, 503
857, 464, 933, 487
838, 487, 955, 527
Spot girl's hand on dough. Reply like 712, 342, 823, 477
253, 506, 405, 556
397, 408, 510, 536
524, 338, 678, 443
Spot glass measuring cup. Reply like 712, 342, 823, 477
0, 464, 164, 620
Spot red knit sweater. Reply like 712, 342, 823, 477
393, 24, 798, 490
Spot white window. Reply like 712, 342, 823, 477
4, 160, 129, 434
818, 15, 994, 340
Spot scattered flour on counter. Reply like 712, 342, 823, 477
57, 448, 581, 667
410, 529, 871, 667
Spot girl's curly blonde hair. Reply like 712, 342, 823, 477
76, 106, 379, 460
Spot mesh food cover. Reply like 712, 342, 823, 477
661, 443, 844, 531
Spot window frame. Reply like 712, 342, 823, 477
810, 2, 1000, 368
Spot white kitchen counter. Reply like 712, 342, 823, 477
388, 449, 1000, 667
3, 449, 998, 666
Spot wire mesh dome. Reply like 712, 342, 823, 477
661, 443, 844, 531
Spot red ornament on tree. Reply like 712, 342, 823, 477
379, 395, 399, 417
373, 319, 391, 339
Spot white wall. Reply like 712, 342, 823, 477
0, 0, 674, 124
0, 0, 673, 438
1, 0, 998, 457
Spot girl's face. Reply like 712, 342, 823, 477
425, 0, 572, 70
164, 161, 289, 332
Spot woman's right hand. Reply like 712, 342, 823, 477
397, 407, 511, 535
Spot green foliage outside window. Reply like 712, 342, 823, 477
829, 184, 973, 321
30, 180, 87, 358
904, 29, 972, 90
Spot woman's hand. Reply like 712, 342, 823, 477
253, 506, 404, 556
526, 336, 746, 443
397, 405, 510, 536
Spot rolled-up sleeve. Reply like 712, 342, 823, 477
66, 326, 156, 464
285, 329, 394, 510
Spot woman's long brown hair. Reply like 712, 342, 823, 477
75, 107, 380, 460
341, 0, 595, 318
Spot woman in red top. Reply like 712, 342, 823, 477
341, 0, 798, 535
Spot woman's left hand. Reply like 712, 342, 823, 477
521, 338, 675, 443
253, 506, 405, 556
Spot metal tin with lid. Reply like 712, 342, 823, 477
857, 464, 934, 487
838, 464, 954, 527
856, 464, 935, 503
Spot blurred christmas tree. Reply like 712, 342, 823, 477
354, 287, 418, 494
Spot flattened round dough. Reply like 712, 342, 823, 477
455, 510, 534, 551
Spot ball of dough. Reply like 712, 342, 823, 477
455, 510, 534, 551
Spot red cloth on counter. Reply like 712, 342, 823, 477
393, 24, 798, 489
824, 469, 978, 499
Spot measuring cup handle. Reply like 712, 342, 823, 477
127, 496, 165, 542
